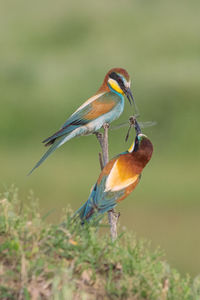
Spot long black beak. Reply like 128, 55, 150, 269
124, 87, 139, 115
124, 87, 134, 105
133, 118, 141, 135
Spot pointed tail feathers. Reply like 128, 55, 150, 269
28, 132, 75, 175
73, 199, 97, 223
73, 202, 90, 223
73, 184, 101, 223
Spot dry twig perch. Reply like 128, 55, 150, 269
95, 123, 119, 241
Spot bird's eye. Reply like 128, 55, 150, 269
109, 72, 125, 90
109, 72, 118, 80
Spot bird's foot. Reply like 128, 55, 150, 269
103, 123, 110, 130
109, 209, 120, 220
115, 211, 120, 219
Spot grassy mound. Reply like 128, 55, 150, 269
0, 188, 199, 299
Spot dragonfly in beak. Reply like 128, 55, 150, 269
110, 115, 157, 142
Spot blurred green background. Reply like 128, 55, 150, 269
1, 0, 200, 276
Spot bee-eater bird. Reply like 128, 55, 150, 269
75, 129, 153, 223
29, 68, 136, 175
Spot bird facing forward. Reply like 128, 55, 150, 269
75, 129, 153, 223
29, 68, 136, 175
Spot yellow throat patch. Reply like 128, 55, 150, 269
108, 78, 124, 94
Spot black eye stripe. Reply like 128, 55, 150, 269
109, 72, 125, 90
109, 72, 119, 81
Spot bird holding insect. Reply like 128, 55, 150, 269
75, 119, 153, 223
29, 68, 137, 175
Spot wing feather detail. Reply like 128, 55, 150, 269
71, 92, 105, 116
42, 91, 120, 145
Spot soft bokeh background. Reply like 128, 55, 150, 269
1, 0, 200, 276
